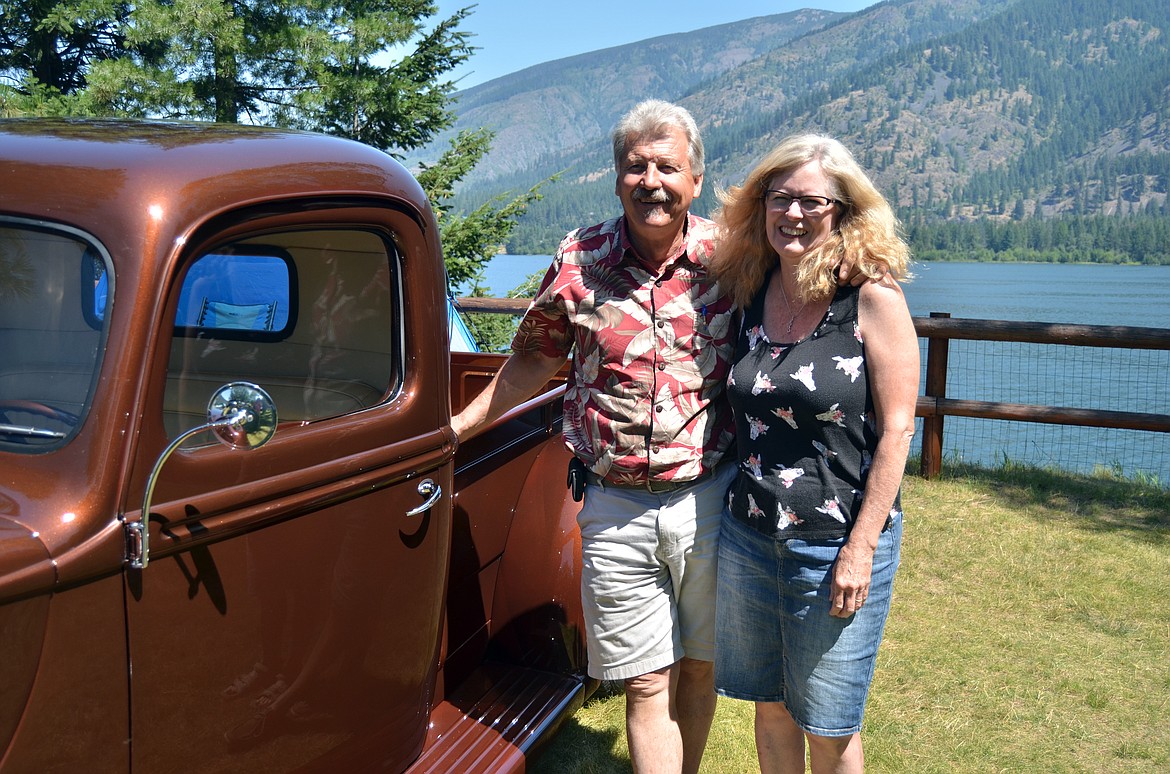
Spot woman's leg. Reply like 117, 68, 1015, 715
806, 731, 863, 774
755, 701, 806, 774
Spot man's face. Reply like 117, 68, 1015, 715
615, 126, 703, 251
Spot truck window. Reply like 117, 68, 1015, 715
164, 229, 398, 439
174, 249, 294, 338
0, 222, 108, 450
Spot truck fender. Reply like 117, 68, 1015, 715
488, 440, 587, 676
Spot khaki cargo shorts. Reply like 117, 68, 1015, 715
576, 463, 736, 681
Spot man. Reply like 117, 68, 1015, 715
452, 99, 732, 774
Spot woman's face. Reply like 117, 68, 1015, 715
763, 161, 841, 265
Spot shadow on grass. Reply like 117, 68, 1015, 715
931, 462, 1170, 543
529, 682, 631, 774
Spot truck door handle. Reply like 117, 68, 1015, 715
405, 479, 442, 516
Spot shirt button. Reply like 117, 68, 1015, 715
656, 321, 665, 328
657, 363, 666, 371
655, 405, 663, 413
651, 446, 661, 454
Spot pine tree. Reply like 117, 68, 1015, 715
2, 0, 548, 345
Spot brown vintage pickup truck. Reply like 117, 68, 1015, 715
0, 119, 589, 772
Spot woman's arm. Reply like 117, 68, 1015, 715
829, 277, 920, 618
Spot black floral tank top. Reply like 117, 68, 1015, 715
726, 276, 898, 539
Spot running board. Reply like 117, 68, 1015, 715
407, 663, 590, 773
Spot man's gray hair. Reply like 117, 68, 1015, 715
611, 99, 705, 177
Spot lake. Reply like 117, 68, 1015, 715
475, 258, 1170, 481
481, 257, 1170, 328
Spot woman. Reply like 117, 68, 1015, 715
709, 134, 918, 773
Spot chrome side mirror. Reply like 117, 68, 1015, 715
128, 382, 277, 570
206, 381, 278, 449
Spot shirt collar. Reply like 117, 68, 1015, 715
615, 213, 704, 276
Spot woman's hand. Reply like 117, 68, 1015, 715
830, 539, 876, 618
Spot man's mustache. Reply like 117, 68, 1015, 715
632, 188, 671, 204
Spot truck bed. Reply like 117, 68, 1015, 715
434, 351, 591, 767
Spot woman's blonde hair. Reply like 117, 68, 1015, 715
711, 134, 911, 307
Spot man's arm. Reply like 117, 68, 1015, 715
451, 350, 568, 440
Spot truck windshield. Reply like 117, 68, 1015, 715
0, 223, 108, 450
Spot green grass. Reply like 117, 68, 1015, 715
532, 464, 1170, 773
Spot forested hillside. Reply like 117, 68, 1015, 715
423, 0, 1170, 262
408, 8, 844, 177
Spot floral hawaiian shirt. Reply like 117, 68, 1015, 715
512, 214, 736, 485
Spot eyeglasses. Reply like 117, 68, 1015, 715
762, 190, 839, 215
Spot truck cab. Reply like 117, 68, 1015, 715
0, 119, 587, 772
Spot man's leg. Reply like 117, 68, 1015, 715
660, 465, 733, 773
625, 663, 681, 774
578, 484, 685, 772
623, 656, 715, 774
675, 656, 716, 774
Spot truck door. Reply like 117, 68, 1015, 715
123, 211, 454, 772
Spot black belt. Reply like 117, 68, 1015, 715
584, 469, 711, 494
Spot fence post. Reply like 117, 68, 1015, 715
920, 312, 950, 479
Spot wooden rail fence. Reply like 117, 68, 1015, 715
456, 298, 1170, 479
915, 313, 1170, 478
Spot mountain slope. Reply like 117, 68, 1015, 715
698, 0, 1170, 220
408, 9, 844, 179
432, 0, 1170, 253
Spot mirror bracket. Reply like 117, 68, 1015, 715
127, 382, 277, 570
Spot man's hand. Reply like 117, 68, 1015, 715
836, 256, 887, 286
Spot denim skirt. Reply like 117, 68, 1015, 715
714, 508, 902, 737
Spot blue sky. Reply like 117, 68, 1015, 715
434, 1, 879, 89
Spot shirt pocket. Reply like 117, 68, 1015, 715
692, 304, 735, 352
688, 307, 735, 385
